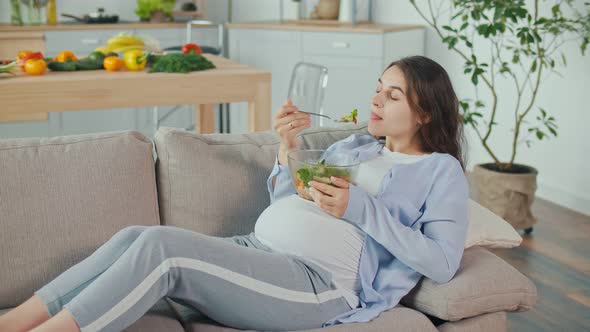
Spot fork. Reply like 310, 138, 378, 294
297, 110, 344, 123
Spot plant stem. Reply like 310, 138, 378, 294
470, 121, 502, 166
412, 1, 502, 167
508, 0, 542, 170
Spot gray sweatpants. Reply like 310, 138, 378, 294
34, 225, 352, 332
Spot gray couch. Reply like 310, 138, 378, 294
0, 124, 537, 332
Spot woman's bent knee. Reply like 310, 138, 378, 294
113, 225, 150, 243
132, 226, 174, 250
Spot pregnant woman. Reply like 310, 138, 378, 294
0, 55, 468, 332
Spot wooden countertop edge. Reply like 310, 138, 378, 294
0, 22, 215, 32
226, 21, 425, 33
0, 31, 45, 39
0, 54, 271, 85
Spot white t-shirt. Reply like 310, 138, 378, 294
255, 147, 431, 309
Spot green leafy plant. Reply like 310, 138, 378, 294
410, 0, 589, 171
148, 53, 216, 73
135, 0, 176, 20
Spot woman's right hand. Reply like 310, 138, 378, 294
274, 99, 311, 165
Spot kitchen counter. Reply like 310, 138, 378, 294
226, 20, 424, 34
0, 22, 215, 32
0, 54, 271, 133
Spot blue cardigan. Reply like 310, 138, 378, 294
266, 134, 469, 327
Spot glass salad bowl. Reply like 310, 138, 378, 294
288, 150, 360, 201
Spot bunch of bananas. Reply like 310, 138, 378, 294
95, 33, 146, 54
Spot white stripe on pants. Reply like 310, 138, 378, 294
35, 225, 352, 331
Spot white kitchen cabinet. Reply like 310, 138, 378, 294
134, 27, 220, 135
44, 29, 134, 57
135, 27, 218, 49
303, 55, 382, 125
302, 32, 383, 58
228, 29, 302, 134
227, 25, 425, 133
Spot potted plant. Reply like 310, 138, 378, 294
135, 0, 176, 23
410, 0, 589, 233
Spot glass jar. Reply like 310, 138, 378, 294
23, 0, 44, 25
10, 0, 24, 25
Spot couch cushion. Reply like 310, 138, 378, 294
166, 299, 437, 332
153, 123, 368, 236
401, 246, 537, 321
0, 299, 185, 332
124, 299, 185, 332
437, 311, 507, 332
0, 131, 160, 309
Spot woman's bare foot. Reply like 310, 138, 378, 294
0, 295, 51, 332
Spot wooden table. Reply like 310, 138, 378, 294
0, 54, 271, 133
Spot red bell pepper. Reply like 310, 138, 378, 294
18, 51, 44, 68
181, 43, 202, 55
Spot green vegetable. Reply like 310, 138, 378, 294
148, 53, 215, 73
47, 59, 103, 71
296, 159, 352, 188
0, 61, 18, 75
87, 51, 106, 63
340, 109, 358, 124
47, 61, 77, 71
296, 168, 313, 187
75, 59, 103, 71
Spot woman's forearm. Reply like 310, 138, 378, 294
278, 144, 290, 166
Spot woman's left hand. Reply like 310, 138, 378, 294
308, 177, 351, 218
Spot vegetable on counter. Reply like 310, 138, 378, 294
123, 50, 148, 71
87, 51, 106, 63
95, 32, 159, 54
74, 58, 104, 71
17, 51, 44, 68
339, 109, 358, 124
47, 61, 77, 71
103, 56, 124, 72
24, 58, 47, 75
16, 50, 32, 66
47, 51, 105, 72
55, 50, 79, 63
16, 50, 32, 61
0, 61, 18, 75
148, 53, 215, 73
181, 43, 202, 55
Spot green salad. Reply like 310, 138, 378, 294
294, 159, 352, 190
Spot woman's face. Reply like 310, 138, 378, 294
368, 65, 423, 139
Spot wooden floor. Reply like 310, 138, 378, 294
488, 197, 590, 331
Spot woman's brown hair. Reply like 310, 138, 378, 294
379, 56, 467, 171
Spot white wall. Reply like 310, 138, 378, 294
372, 0, 590, 216
2, 0, 588, 215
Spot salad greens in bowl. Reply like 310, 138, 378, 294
288, 150, 360, 201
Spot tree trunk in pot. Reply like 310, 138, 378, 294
472, 163, 538, 230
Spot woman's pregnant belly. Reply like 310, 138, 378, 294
254, 195, 366, 305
